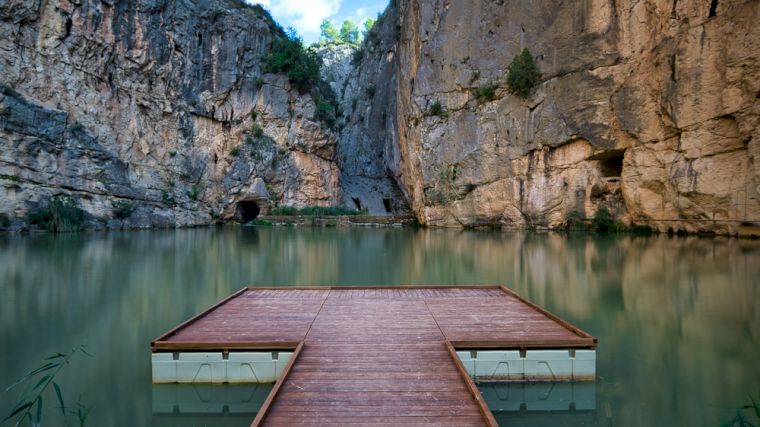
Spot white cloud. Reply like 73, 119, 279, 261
347, 3, 385, 24
251, 0, 342, 37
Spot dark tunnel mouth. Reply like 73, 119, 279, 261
238, 200, 260, 222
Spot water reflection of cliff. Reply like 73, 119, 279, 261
0, 229, 758, 426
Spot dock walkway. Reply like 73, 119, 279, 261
152, 287, 596, 426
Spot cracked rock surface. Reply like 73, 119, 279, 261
346, 0, 760, 233
0, 0, 340, 229
2, 0, 759, 234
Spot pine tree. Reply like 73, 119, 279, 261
319, 20, 339, 44
362, 18, 375, 38
339, 19, 360, 45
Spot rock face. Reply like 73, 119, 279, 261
0, 0, 340, 229
323, 17, 411, 216
2, 0, 759, 234
348, 0, 760, 233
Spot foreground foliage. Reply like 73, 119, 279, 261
3, 347, 92, 426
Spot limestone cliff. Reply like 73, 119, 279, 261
2, 0, 759, 234
0, 0, 340, 230
348, 0, 760, 234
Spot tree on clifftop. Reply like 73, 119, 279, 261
339, 19, 360, 45
362, 18, 375, 38
320, 20, 340, 44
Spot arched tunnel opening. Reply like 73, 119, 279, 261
237, 200, 260, 222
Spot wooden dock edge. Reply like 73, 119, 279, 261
151, 341, 301, 351
498, 286, 597, 345
250, 341, 304, 427
242, 285, 504, 291
151, 288, 248, 349
444, 341, 499, 427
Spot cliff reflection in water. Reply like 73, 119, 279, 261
0, 227, 758, 426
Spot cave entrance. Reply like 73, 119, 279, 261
352, 197, 362, 211
589, 150, 625, 178
382, 198, 393, 214
237, 200, 260, 222
600, 155, 624, 178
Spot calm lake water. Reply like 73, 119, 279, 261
1, 227, 758, 426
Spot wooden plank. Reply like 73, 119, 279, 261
258, 295, 487, 426
151, 341, 301, 351
250, 341, 304, 427
151, 287, 247, 349
498, 286, 596, 342
444, 341, 498, 427
260, 415, 486, 427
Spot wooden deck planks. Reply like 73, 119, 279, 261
151, 286, 595, 426
153, 290, 329, 349
264, 293, 483, 426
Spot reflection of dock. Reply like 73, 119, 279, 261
480, 382, 596, 411
152, 383, 272, 426
481, 383, 597, 427
152, 383, 272, 415
151, 287, 596, 426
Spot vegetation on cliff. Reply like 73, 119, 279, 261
426, 101, 449, 118
265, 28, 338, 128
269, 206, 365, 216
564, 208, 655, 235
265, 29, 322, 93
318, 18, 376, 47
27, 196, 84, 233
507, 48, 541, 98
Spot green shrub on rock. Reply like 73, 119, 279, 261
426, 101, 449, 118
507, 48, 541, 98
187, 184, 201, 201
112, 200, 136, 219
473, 83, 498, 102
265, 29, 321, 93
592, 206, 613, 232
28, 195, 84, 233
564, 210, 587, 231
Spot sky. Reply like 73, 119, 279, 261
251, 0, 389, 43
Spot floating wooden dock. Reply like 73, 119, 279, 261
152, 286, 596, 426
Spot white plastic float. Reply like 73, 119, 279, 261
456, 349, 596, 381
152, 351, 293, 384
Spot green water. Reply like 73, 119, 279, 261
0, 227, 758, 426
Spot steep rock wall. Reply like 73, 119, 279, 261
325, 9, 411, 216
0, 0, 340, 229
383, 0, 760, 233
2, 0, 759, 234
